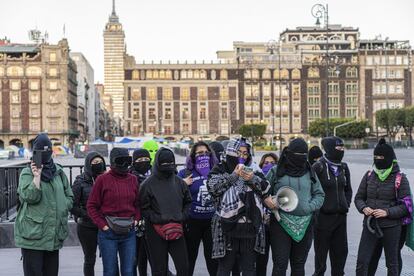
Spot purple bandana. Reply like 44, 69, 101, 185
238, 157, 247, 165
195, 155, 211, 177
262, 163, 274, 175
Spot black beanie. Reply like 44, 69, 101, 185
308, 146, 323, 164
110, 147, 130, 166
373, 138, 396, 169
322, 136, 345, 163
158, 149, 175, 165
133, 148, 150, 162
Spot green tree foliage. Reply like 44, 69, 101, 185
375, 108, 405, 142
238, 124, 267, 142
308, 118, 370, 139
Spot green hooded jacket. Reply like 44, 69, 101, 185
14, 164, 73, 251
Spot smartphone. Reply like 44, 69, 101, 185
33, 150, 43, 169
243, 166, 253, 173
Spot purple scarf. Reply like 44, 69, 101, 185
324, 156, 341, 177
195, 155, 211, 177
262, 163, 274, 176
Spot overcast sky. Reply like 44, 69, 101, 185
2, 0, 413, 83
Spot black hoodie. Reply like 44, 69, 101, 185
139, 148, 192, 224
71, 152, 106, 228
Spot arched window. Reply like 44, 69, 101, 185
159, 70, 165, 79
346, 67, 358, 78
292, 68, 301, 79
244, 69, 252, 79
187, 70, 193, 79
252, 69, 260, 79
26, 66, 42, 77
194, 70, 200, 79
132, 70, 140, 80
146, 70, 153, 79
220, 69, 228, 80
180, 70, 187, 79
273, 69, 281, 79
281, 69, 289, 79
166, 70, 172, 79
7, 66, 24, 77
308, 67, 320, 78
200, 70, 207, 79
262, 69, 271, 79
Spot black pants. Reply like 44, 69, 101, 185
146, 223, 189, 276
21, 248, 59, 276
256, 226, 271, 276
217, 238, 257, 276
313, 213, 348, 276
269, 216, 313, 276
77, 224, 98, 276
356, 224, 401, 276
135, 235, 149, 276
367, 225, 407, 276
185, 218, 217, 276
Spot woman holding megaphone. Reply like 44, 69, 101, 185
266, 138, 325, 276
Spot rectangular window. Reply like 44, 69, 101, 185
11, 119, 21, 131
199, 107, 207, 120
199, 87, 207, 100
307, 81, 320, 95
147, 88, 156, 101
30, 80, 39, 90
182, 106, 190, 120
221, 107, 228, 120
11, 106, 20, 118
11, 80, 20, 90
164, 125, 172, 135
132, 88, 140, 100
133, 108, 140, 120
30, 106, 41, 118
199, 123, 208, 135
164, 88, 172, 100
49, 81, 58, 90
263, 85, 271, 98
164, 108, 172, 120
49, 92, 59, 104
182, 123, 190, 134
49, 68, 57, 77
49, 52, 57, 62
30, 119, 41, 132
181, 87, 190, 101
148, 108, 156, 120
11, 91, 20, 104
220, 87, 229, 101
328, 82, 340, 94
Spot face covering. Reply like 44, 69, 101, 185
238, 157, 247, 165
41, 150, 53, 164
374, 157, 393, 170
91, 163, 106, 177
195, 155, 211, 177
286, 151, 307, 169
134, 161, 151, 175
113, 156, 132, 174
327, 150, 344, 164
262, 163, 274, 175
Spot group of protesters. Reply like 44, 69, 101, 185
14, 132, 413, 276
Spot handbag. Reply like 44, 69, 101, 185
105, 216, 134, 235
153, 223, 183, 240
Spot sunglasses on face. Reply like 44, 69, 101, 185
135, 157, 150, 163
237, 151, 249, 157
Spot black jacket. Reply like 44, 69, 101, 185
313, 157, 352, 215
139, 148, 192, 225
354, 164, 410, 228
70, 152, 106, 228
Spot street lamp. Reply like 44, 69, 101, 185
266, 40, 277, 149
311, 3, 330, 136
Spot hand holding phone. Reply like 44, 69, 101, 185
33, 150, 43, 169
30, 162, 42, 189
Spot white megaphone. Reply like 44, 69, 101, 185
271, 186, 299, 221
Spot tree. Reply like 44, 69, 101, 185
402, 107, 414, 146
238, 124, 267, 143
308, 118, 370, 139
375, 109, 405, 142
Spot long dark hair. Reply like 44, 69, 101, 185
185, 141, 219, 171
259, 153, 279, 169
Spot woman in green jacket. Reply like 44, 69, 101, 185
14, 133, 73, 276
267, 138, 325, 276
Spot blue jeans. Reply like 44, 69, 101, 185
98, 229, 136, 276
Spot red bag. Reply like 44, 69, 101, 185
153, 223, 183, 240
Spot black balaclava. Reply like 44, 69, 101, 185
308, 146, 323, 165
132, 148, 151, 175
32, 133, 56, 182
373, 138, 396, 170
156, 148, 176, 177
110, 147, 132, 176
209, 141, 224, 162
84, 151, 106, 179
277, 138, 309, 178
322, 136, 345, 163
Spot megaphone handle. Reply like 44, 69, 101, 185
274, 210, 281, 222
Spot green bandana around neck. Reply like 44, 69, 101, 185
374, 160, 396, 182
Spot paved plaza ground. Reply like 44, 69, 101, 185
1, 149, 414, 275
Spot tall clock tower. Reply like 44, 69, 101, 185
103, 0, 125, 118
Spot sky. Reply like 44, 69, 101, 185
1, 0, 413, 83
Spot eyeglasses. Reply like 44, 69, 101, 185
195, 150, 210, 157
135, 157, 150, 163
